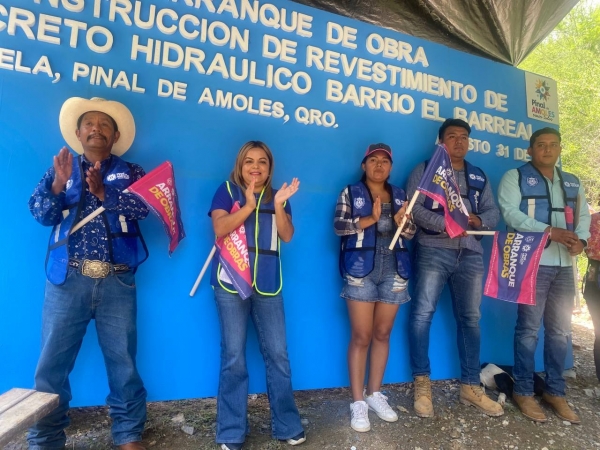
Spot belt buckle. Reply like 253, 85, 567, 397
81, 260, 110, 278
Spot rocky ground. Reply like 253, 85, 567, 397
6, 309, 600, 450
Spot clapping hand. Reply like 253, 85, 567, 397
371, 196, 382, 222
244, 177, 257, 210
86, 161, 105, 201
274, 178, 300, 205
51, 147, 73, 195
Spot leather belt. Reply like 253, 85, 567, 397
69, 259, 129, 279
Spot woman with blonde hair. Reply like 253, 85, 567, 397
208, 141, 305, 450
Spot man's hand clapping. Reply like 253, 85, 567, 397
51, 147, 73, 195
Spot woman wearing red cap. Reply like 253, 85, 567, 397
334, 143, 415, 432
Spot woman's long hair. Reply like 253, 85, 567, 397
230, 140, 274, 203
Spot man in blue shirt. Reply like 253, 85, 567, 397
407, 119, 503, 418
27, 97, 149, 450
498, 127, 590, 424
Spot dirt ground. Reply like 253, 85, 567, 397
6, 309, 600, 450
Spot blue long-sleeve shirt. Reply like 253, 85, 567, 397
29, 155, 149, 262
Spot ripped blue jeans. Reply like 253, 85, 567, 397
514, 266, 574, 397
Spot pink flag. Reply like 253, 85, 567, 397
215, 202, 253, 300
417, 144, 469, 238
484, 231, 549, 305
126, 161, 185, 254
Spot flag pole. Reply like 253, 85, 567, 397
69, 189, 132, 235
466, 231, 496, 236
189, 246, 216, 297
70, 207, 105, 234
389, 190, 420, 250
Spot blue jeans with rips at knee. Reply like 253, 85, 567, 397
514, 265, 574, 397
409, 244, 484, 385
27, 268, 146, 450
214, 287, 303, 445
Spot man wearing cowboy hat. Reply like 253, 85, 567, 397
28, 97, 149, 450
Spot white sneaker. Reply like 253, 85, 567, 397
220, 444, 243, 450
365, 391, 398, 422
350, 400, 371, 432
285, 431, 306, 446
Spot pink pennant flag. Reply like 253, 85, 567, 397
126, 161, 186, 254
215, 202, 253, 299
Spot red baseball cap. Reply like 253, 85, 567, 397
363, 143, 393, 163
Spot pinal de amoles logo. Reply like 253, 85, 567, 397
535, 79, 551, 101
526, 72, 557, 123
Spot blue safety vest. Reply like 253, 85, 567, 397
422, 159, 486, 237
211, 181, 285, 296
45, 155, 148, 285
339, 181, 412, 279
517, 162, 580, 225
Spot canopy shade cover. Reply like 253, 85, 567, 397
292, 0, 580, 65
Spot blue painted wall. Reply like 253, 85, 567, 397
0, 0, 563, 406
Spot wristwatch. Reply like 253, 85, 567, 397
580, 239, 588, 250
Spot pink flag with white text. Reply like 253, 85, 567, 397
484, 231, 549, 305
126, 161, 185, 254
215, 202, 253, 300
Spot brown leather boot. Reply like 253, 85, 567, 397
542, 393, 580, 424
460, 384, 504, 417
513, 393, 547, 422
413, 375, 434, 418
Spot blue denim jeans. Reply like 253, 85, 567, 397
514, 265, 574, 397
409, 244, 483, 385
28, 269, 147, 449
214, 287, 303, 445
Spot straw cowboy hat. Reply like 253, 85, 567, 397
59, 97, 135, 156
